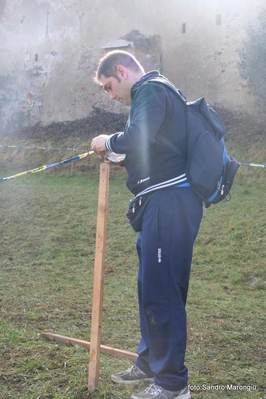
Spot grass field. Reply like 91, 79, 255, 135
0, 153, 266, 399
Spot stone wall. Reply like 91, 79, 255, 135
0, 0, 264, 134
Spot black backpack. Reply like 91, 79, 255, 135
149, 77, 240, 208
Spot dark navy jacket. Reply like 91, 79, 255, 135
107, 71, 188, 196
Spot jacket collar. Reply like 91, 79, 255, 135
131, 70, 160, 100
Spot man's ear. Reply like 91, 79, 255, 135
117, 65, 128, 80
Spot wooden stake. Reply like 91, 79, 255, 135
70, 144, 75, 176
41, 162, 138, 390
88, 163, 110, 391
41, 332, 137, 361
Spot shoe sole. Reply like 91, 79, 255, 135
130, 388, 191, 399
177, 391, 191, 399
111, 375, 153, 385
175, 391, 191, 399
173, 390, 191, 399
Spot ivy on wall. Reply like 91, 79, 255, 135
237, 10, 266, 121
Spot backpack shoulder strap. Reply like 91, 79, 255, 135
156, 131, 184, 157
148, 76, 187, 104
147, 76, 187, 157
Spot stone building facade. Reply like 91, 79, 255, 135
0, 0, 265, 134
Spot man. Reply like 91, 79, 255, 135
91, 50, 202, 399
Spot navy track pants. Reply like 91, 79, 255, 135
135, 186, 202, 391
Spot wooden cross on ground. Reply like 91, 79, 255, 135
42, 163, 137, 391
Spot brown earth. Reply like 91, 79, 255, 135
12, 107, 128, 142
6, 105, 265, 146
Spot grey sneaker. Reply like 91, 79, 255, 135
130, 383, 191, 399
111, 364, 153, 384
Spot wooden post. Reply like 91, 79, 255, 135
88, 163, 110, 391
41, 332, 138, 362
70, 144, 75, 176
41, 161, 138, 388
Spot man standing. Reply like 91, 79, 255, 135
91, 50, 202, 399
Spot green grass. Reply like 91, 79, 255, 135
0, 162, 266, 398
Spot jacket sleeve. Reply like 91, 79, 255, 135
107, 83, 169, 154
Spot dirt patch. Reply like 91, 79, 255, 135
4, 105, 265, 148
214, 104, 266, 146
7, 107, 128, 142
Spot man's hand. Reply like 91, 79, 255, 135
91, 134, 110, 159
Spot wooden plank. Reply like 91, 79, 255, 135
42, 163, 139, 391
88, 163, 110, 391
41, 332, 137, 361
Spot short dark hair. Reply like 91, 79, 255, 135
94, 50, 144, 84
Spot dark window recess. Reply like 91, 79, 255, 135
182, 23, 186, 33
35, 54, 38, 62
